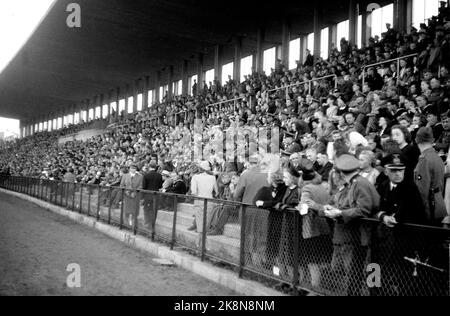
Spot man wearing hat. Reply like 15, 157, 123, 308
435, 110, 450, 155
234, 154, 268, 205
423, 105, 444, 141
376, 154, 427, 226
281, 135, 301, 156
120, 164, 143, 227
321, 154, 380, 296
376, 154, 445, 296
414, 127, 448, 225
142, 162, 163, 231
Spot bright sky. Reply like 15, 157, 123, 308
0, 117, 20, 137
0, 0, 55, 75
0, 0, 55, 137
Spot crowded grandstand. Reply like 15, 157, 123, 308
1, 0, 450, 296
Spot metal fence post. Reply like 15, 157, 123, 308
59, 182, 64, 206
72, 183, 76, 211
87, 185, 92, 216
152, 194, 157, 241
40, 180, 44, 200
201, 199, 208, 261
65, 182, 70, 208
79, 184, 83, 214
133, 190, 140, 236
171, 195, 179, 251
97, 185, 101, 221
107, 187, 112, 223
119, 188, 124, 228
292, 211, 300, 296
239, 205, 246, 278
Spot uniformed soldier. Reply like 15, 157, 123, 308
321, 154, 380, 296
435, 110, 450, 157
374, 155, 429, 295
377, 154, 427, 225
414, 127, 448, 226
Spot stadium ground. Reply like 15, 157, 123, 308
0, 192, 238, 296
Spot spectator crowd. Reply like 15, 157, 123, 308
1, 3, 450, 295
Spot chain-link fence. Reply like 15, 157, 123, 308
1, 175, 449, 296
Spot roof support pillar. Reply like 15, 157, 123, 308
133, 80, 138, 113
197, 53, 204, 93
394, 0, 408, 34
155, 71, 161, 103
281, 19, 290, 67
300, 35, 308, 64
255, 27, 265, 73
100, 94, 105, 119
214, 45, 222, 84
168, 66, 174, 100
313, 3, 322, 59
143, 76, 150, 108
233, 36, 242, 82
349, 0, 358, 47
181, 60, 188, 96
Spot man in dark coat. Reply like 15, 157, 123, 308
378, 153, 449, 295
142, 162, 163, 230
435, 111, 450, 155
373, 154, 428, 295
234, 155, 268, 205
414, 127, 447, 226
254, 173, 287, 269
304, 49, 314, 67
377, 154, 427, 225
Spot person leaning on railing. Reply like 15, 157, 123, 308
254, 171, 287, 271
320, 154, 380, 296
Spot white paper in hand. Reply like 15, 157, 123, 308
300, 203, 309, 216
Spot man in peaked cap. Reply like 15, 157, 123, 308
377, 154, 427, 226
320, 153, 380, 296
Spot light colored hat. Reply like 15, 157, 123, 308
198, 161, 211, 171
161, 170, 171, 177
348, 131, 369, 148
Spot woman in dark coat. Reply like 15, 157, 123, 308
277, 165, 301, 281
254, 172, 287, 269
391, 125, 420, 184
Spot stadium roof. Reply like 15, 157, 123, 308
0, 0, 389, 121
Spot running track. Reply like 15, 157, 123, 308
0, 192, 238, 296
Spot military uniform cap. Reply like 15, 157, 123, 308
335, 154, 360, 173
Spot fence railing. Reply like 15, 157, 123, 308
362, 53, 418, 87
1, 175, 449, 296
267, 74, 339, 96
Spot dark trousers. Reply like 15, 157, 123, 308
143, 195, 158, 231
266, 211, 283, 267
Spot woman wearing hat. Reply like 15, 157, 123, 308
297, 162, 332, 288
188, 161, 218, 232
391, 125, 420, 184
254, 172, 288, 270
276, 165, 301, 284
